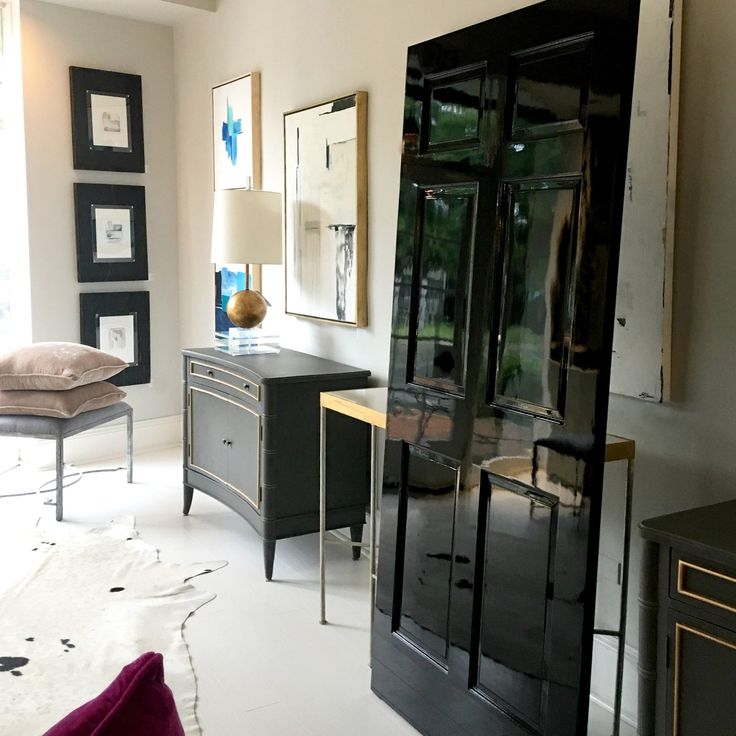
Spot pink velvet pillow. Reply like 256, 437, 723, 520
43, 652, 184, 736
0, 342, 127, 391
0, 382, 125, 418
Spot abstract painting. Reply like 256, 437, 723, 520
74, 183, 148, 282
284, 92, 367, 326
69, 67, 144, 172
212, 73, 261, 191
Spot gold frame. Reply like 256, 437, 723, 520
187, 386, 261, 509
676, 559, 736, 615
211, 71, 262, 191
673, 622, 736, 735
283, 91, 368, 327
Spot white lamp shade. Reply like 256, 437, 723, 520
210, 189, 283, 265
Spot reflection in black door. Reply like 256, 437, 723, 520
372, 3, 641, 735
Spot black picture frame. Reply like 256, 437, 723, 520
74, 183, 148, 282
80, 291, 151, 386
69, 66, 145, 172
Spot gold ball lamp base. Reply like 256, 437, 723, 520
226, 289, 268, 328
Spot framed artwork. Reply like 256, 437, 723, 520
80, 291, 151, 386
283, 92, 367, 326
69, 66, 145, 172
212, 72, 261, 191
74, 183, 148, 282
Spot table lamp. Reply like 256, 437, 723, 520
211, 189, 282, 354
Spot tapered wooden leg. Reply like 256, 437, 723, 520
350, 523, 364, 561
183, 485, 194, 515
263, 539, 276, 581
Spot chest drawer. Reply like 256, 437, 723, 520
671, 552, 736, 619
189, 358, 261, 402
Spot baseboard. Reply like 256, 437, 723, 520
590, 633, 639, 730
18, 414, 182, 470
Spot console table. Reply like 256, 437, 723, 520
319, 387, 387, 635
182, 347, 370, 580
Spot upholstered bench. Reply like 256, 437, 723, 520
0, 402, 133, 521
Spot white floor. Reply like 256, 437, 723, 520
0, 446, 633, 736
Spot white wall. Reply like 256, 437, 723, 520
20, 0, 181, 421
173, 0, 538, 378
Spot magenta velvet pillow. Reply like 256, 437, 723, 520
43, 652, 184, 736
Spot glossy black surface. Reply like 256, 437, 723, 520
373, 2, 640, 735
494, 180, 578, 420
409, 184, 477, 394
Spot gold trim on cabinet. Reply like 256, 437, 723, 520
189, 360, 261, 401
677, 559, 736, 615
187, 386, 261, 510
673, 622, 736, 736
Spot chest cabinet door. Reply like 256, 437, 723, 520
667, 611, 736, 736
188, 385, 261, 509
189, 387, 229, 483
225, 398, 261, 509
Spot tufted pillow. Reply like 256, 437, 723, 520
0, 343, 127, 390
0, 382, 126, 418
43, 652, 185, 736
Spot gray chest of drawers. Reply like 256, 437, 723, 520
182, 347, 371, 580
639, 501, 736, 736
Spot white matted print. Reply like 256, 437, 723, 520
89, 93, 130, 150
98, 314, 136, 364
284, 92, 367, 326
212, 73, 261, 191
92, 206, 133, 261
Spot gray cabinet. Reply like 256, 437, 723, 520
183, 347, 370, 580
639, 501, 736, 736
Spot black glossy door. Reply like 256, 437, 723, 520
372, 3, 640, 735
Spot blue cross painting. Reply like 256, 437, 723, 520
212, 73, 256, 190
222, 98, 242, 166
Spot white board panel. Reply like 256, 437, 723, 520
611, 0, 681, 402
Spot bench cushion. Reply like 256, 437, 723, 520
0, 401, 131, 441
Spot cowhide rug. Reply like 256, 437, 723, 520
0, 517, 225, 735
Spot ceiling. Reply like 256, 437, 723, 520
38, 0, 217, 26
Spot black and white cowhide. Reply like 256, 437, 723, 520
0, 517, 225, 735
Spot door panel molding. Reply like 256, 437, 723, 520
392, 442, 461, 668
471, 470, 559, 731
490, 177, 582, 422
423, 62, 488, 153
407, 182, 479, 397
509, 33, 594, 141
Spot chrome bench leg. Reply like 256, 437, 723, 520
126, 409, 133, 483
55, 437, 64, 522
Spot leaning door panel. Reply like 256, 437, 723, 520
373, 3, 641, 735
